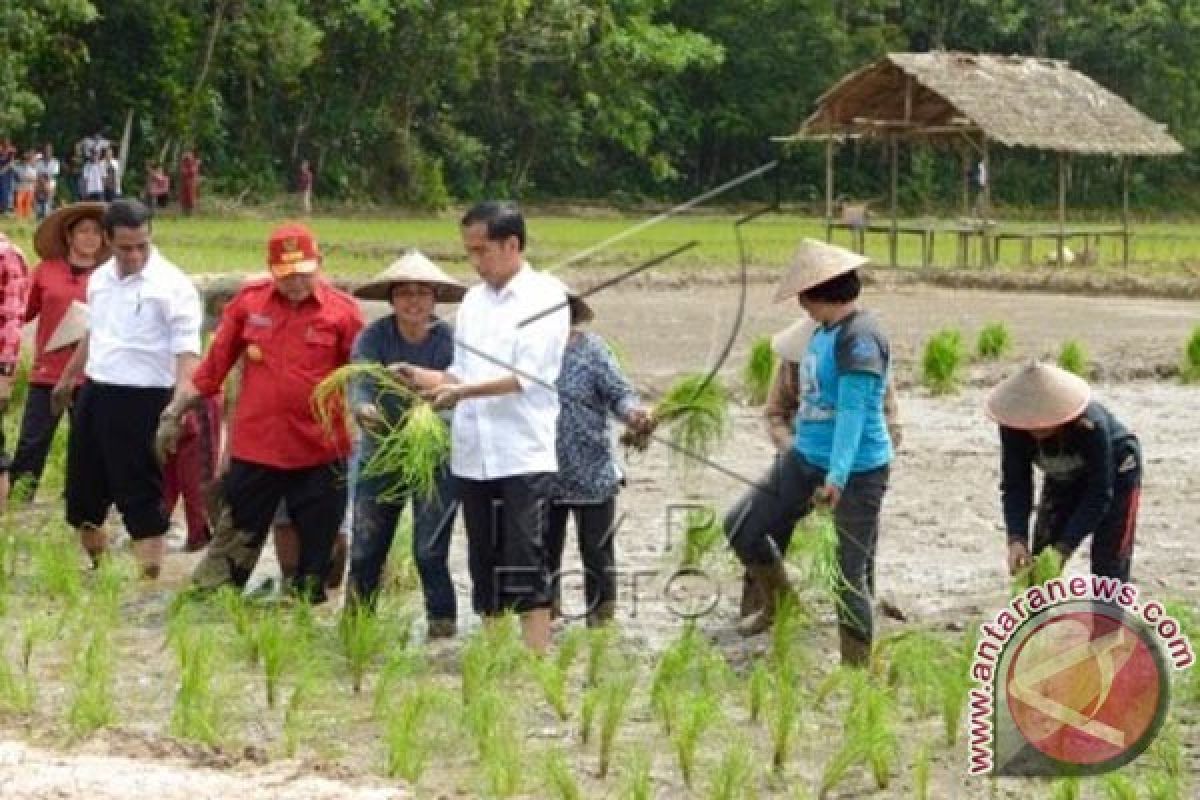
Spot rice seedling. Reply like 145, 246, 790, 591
216, 586, 258, 664
598, 672, 635, 778
742, 335, 776, 405
818, 670, 897, 795
363, 402, 451, 504
975, 322, 1012, 360
383, 684, 451, 783
67, 626, 117, 737
529, 628, 584, 720
465, 686, 522, 798
672, 692, 719, 789
708, 742, 755, 800
338, 602, 388, 693
92, 554, 135, 624
747, 662, 769, 723
769, 593, 806, 677
1145, 774, 1182, 800
460, 616, 523, 704
912, 741, 931, 800
20, 614, 55, 675
374, 644, 429, 717
170, 626, 224, 746
1182, 325, 1200, 383
768, 671, 802, 771
655, 373, 731, 467
1011, 546, 1064, 594
937, 626, 979, 746
1051, 777, 1082, 800
681, 506, 724, 567
920, 328, 965, 394
30, 529, 83, 605
255, 606, 289, 708
542, 748, 584, 800
788, 511, 849, 611
0, 651, 33, 713
585, 623, 616, 688
580, 685, 600, 745
1148, 719, 1184, 786
651, 623, 728, 735
878, 629, 954, 715
384, 510, 419, 593
1057, 339, 1089, 377
621, 751, 653, 800
1101, 773, 1139, 800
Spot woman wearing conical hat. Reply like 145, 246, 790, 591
987, 362, 1142, 582
722, 239, 893, 666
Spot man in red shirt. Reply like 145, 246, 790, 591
0, 231, 30, 506
11, 202, 107, 500
157, 223, 363, 601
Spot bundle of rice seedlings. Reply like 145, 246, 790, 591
921, 328, 965, 395
339, 603, 389, 693
466, 686, 522, 798
31, 530, 82, 605
742, 336, 776, 406
585, 624, 616, 688
1011, 547, 1064, 594
769, 667, 802, 771
937, 626, 979, 746
384, 684, 450, 784
976, 322, 1012, 360
878, 629, 955, 715
912, 741, 932, 800
1182, 325, 1200, 384
788, 511, 850, 612
818, 671, 897, 795
311, 363, 412, 437
374, 645, 429, 717
216, 586, 258, 664
170, 626, 224, 745
67, 626, 116, 737
1057, 339, 1089, 378
93, 554, 135, 624
672, 693, 718, 789
708, 742, 755, 800
530, 655, 571, 721
598, 673, 635, 778
362, 402, 451, 504
255, 607, 289, 708
542, 748, 584, 800
655, 373, 731, 467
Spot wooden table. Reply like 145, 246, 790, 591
990, 228, 1130, 267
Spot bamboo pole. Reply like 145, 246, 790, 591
1121, 156, 1131, 267
825, 136, 834, 241
1058, 152, 1067, 268
981, 137, 991, 267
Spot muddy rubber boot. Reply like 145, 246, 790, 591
838, 625, 872, 668
737, 562, 795, 637
738, 569, 766, 620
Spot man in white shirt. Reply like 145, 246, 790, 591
52, 199, 203, 579
399, 202, 569, 652
35, 144, 61, 219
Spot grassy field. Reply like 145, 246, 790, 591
5, 210, 1200, 278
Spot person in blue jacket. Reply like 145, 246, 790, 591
987, 362, 1141, 583
723, 239, 892, 666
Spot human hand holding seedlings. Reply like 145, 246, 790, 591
388, 361, 445, 392
816, 482, 842, 509
425, 382, 468, 411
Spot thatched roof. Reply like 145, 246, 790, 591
799, 52, 1183, 156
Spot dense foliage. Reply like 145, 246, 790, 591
5, 1, 1200, 209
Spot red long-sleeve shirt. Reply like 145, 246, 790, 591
192, 277, 363, 469
0, 235, 29, 392
24, 257, 93, 386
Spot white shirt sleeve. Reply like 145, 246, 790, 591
169, 277, 203, 356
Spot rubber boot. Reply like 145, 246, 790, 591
737, 562, 796, 637
838, 625, 872, 668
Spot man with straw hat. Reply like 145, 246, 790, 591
0, 231, 30, 506
395, 201, 569, 654
345, 250, 466, 636
157, 222, 363, 602
722, 239, 892, 666
10, 202, 107, 501
987, 362, 1142, 582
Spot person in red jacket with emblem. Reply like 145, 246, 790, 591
11, 202, 108, 500
157, 222, 363, 601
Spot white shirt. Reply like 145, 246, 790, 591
36, 157, 60, 189
82, 162, 105, 195
448, 263, 569, 480
86, 248, 203, 388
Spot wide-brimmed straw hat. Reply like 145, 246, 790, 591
772, 239, 869, 303
33, 202, 109, 261
45, 300, 90, 352
353, 250, 467, 303
986, 361, 1092, 430
771, 319, 816, 362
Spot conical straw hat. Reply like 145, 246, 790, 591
771, 319, 816, 362
353, 250, 467, 303
45, 300, 90, 352
772, 239, 869, 303
986, 361, 1091, 430
34, 202, 109, 261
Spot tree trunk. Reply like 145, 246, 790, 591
187, 0, 230, 142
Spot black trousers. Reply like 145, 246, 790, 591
223, 458, 348, 602
459, 473, 553, 615
10, 384, 67, 497
545, 498, 618, 618
1033, 438, 1142, 582
65, 381, 172, 539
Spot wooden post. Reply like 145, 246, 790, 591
1121, 156, 1131, 267
889, 135, 899, 267
1058, 154, 1069, 267
981, 137, 992, 267
825, 136, 835, 242
960, 144, 970, 215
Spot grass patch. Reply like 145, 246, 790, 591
741, 336, 776, 406
975, 322, 1012, 360
921, 328, 965, 395
1057, 339, 1090, 377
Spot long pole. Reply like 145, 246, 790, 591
825, 136, 835, 240
889, 135, 899, 267
1058, 152, 1067, 267
1121, 156, 1131, 267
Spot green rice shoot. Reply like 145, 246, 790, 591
681, 506, 723, 567
1057, 339, 1090, 377
921, 328, 965, 395
310, 362, 413, 438
362, 402, 451, 504
1011, 546, 1065, 594
742, 336, 776, 406
1181, 325, 1200, 383
655, 373, 731, 468
976, 322, 1012, 360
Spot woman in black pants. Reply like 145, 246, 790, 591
545, 291, 653, 627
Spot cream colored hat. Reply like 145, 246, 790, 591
353, 250, 467, 303
986, 361, 1092, 430
771, 319, 816, 362
772, 239, 869, 303
45, 300, 90, 352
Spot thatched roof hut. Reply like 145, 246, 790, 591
799, 52, 1183, 155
